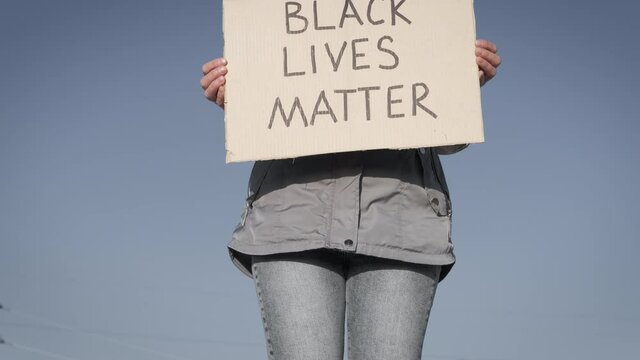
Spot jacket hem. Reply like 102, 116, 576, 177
227, 239, 456, 283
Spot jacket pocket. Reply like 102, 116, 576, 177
415, 148, 454, 244
425, 188, 451, 217
416, 148, 452, 217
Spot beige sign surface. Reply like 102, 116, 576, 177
223, 0, 483, 163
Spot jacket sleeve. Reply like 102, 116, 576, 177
435, 143, 470, 155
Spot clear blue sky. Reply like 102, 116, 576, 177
1, 0, 638, 359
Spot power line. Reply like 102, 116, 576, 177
7, 267, 238, 299
0, 321, 263, 347
4, 340, 83, 360
0, 301, 201, 360
1, 301, 513, 360
426, 355, 511, 360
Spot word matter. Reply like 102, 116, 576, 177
268, 82, 437, 129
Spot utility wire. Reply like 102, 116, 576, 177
3, 339, 83, 360
1, 301, 512, 360
8, 267, 237, 299
426, 354, 512, 360
0, 320, 263, 347
0, 301, 200, 360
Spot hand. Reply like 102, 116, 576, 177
201, 57, 228, 108
475, 39, 501, 87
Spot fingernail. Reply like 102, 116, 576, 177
222, 58, 227, 65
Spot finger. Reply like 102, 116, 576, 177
475, 39, 497, 54
204, 75, 226, 102
202, 57, 227, 75
200, 65, 228, 90
476, 56, 497, 79
475, 47, 502, 68
478, 70, 486, 87
216, 85, 225, 108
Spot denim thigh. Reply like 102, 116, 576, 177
251, 249, 347, 360
346, 255, 441, 360
251, 249, 441, 360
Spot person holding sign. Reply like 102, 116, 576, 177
202, 30, 500, 360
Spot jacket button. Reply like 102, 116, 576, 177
344, 239, 354, 246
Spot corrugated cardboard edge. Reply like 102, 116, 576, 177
471, 0, 485, 145
225, 134, 485, 163
222, 0, 233, 163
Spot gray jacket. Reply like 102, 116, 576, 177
227, 143, 469, 283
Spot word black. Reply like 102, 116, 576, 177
285, 0, 412, 34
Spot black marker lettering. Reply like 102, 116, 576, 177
390, 0, 411, 25
377, 35, 399, 70
325, 41, 348, 71
313, 0, 336, 30
310, 45, 317, 74
340, 0, 364, 27
357, 86, 381, 120
311, 90, 338, 125
334, 89, 357, 121
387, 84, 404, 118
351, 38, 370, 70
412, 83, 437, 118
367, 0, 384, 25
268, 97, 308, 129
283, 47, 305, 77
285, 2, 308, 34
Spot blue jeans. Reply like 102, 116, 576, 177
251, 248, 441, 360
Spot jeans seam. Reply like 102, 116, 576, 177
345, 251, 352, 359
253, 262, 275, 360
346, 286, 352, 360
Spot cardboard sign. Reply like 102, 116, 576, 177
223, 0, 483, 163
